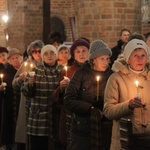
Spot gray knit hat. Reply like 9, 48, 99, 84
89, 40, 112, 60
27, 40, 44, 55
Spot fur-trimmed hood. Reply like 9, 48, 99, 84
112, 57, 150, 80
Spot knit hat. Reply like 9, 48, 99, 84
8, 48, 23, 59
27, 40, 44, 55
57, 44, 70, 52
89, 40, 112, 60
70, 39, 89, 58
41, 44, 57, 60
0, 47, 8, 53
123, 39, 150, 63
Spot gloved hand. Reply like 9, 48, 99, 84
92, 100, 103, 110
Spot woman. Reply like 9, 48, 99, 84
0, 48, 23, 150
21, 45, 63, 150
53, 39, 89, 150
64, 40, 113, 150
104, 39, 150, 150
12, 40, 44, 149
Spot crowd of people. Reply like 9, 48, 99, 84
0, 30, 150, 150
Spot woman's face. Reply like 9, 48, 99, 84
9, 54, 23, 69
93, 55, 110, 71
43, 50, 57, 66
128, 48, 147, 71
31, 48, 42, 62
58, 49, 70, 61
74, 46, 89, 63
0, 52, 8, 65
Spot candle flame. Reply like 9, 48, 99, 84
0, 74, 3, 78
64, 66, 68, 71
96, 76, 100, 81
30, 63, 33, 68
24, 62, 28, 67
135, 80, 139, 87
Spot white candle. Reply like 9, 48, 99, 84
135, 80, 141, 99
96, 76, 100, 101
64, 66, 68, 77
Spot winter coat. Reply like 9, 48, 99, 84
104, 58, 150, 150
110, 40, 124, 67
64, 61, 113, 150
0, 65, 19, 145
12, 57, 42, 143
21, 62, 63, 137
52, 61, 84, 146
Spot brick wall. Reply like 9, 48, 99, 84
0, 0, 150, 52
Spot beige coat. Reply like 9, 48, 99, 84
104, 58, 150, 150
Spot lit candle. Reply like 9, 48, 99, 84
135, 80, 141, 99
30, 63, 33, 71
64, 66, 68, 77
24, 62, 28, 72
0, 74, 3, 83
96, 76, 100, 101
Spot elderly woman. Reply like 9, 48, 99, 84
21, 45, 63, 150
64, 40, 113, 150
12, 40, 44, 149
104, 39, 150, 150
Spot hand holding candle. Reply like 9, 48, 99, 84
96, 76, 100, 101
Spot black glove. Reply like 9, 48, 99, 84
92, 100, 103, 110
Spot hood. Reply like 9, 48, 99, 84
112, 58, 150, 80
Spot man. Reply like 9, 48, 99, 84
110, 28, 131, 66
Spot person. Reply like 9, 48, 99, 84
111, 28, 131, 66
145, 32, 150, 48
48, 31, 64, 49
21, 44, 64, 150
57, 45, 70, 66
0, 48, 23, 150
0, 47, 9, 72
53, 39, 90, 150
12, 40, 44, 150
64, 39, 113, 150
104, 39, 150, 150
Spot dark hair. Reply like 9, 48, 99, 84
78, 37, 90, 44
145, 32, 150, 40
48, 31, 63, 44
120, 28, 131, 36
128, 32, 145, 42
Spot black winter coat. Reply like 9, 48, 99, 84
64, 61, 113, 150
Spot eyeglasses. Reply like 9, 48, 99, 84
32, 50, 41, 54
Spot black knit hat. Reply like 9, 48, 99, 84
70, 39, 89, 58
0, 47, 8, 53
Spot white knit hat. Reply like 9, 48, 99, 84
41, 44, 57, 59
123, 39, 150, 63
89, 40, 112, 60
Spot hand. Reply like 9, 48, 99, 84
128, 96, 143, 109
60, 76, 70, 89
92, 100, 103, 110
19, 73, 26, 81
29, 76, 35, 86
